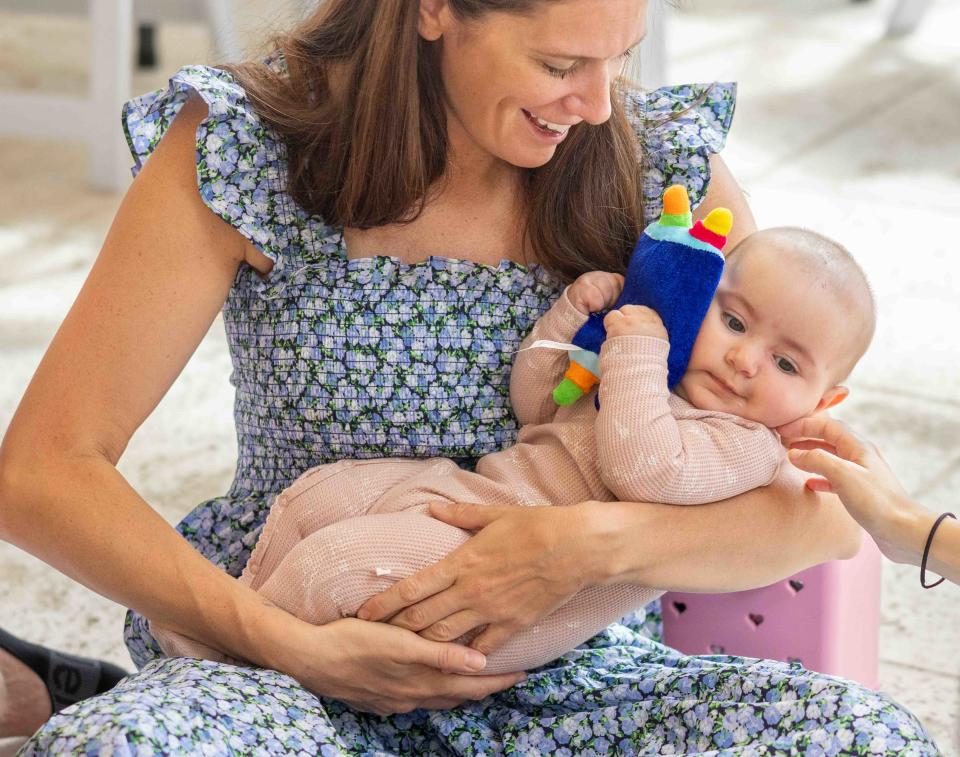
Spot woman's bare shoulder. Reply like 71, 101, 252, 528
154, 94, 274, 276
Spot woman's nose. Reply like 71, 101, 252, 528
726, 343, 759, 378
565, 64, 614, 125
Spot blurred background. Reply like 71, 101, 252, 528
0, 0, 958, 753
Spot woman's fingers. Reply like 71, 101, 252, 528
428, 502, 513, 530
469, 622, 520, 657
386, 590, 468, 633
787, 439, 838, 454
357, 560, 456, 622
787, 447, 864, 494
417, 610, 485, 642
802, 476, 834, 493
393, 630, 487, 673
778, 416, 868, 464
394, 634, 527, 697
436, 671, 526, 704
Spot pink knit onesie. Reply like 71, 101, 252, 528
154, 289, 784, 672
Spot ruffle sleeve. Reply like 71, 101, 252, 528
122, 65, 289, 272
618, 82, 737, 225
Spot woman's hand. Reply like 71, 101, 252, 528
778, 415, 932, 564
266, 614, 526, 716
566, 272, 624, 315
355, 503, 605, 655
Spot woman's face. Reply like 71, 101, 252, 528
419, 0, 648, 170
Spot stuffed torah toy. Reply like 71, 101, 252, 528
553, 184, 733, 406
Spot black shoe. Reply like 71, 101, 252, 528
0, 628, 129, 713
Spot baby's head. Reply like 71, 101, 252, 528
676, 227, 875, 429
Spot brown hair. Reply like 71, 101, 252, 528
227, 0, 645, 282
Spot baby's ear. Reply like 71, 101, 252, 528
815, 385, 849, 413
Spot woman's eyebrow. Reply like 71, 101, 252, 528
533, 38, 645, 61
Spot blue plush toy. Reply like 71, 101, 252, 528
553, 184, 733, 405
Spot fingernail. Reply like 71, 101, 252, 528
466, 651, 487, 671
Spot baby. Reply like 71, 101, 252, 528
154, 225, 876, 673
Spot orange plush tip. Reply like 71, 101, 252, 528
662, 185, 690, 216
564, 360, 599, 393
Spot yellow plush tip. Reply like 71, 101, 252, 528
703, 208, 733, 237
662, 185, 690, 216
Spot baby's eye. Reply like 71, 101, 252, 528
776, 356, 798, 375
722, 313, 745, 333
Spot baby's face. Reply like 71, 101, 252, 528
676, 249, 852, 428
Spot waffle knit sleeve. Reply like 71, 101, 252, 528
595, 335, 784, 505
510, 287, 590, 427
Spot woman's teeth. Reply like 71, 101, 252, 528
525, 110, 570, 134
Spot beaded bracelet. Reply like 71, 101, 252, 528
921, 511, 956, 588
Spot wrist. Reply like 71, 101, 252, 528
205, 582, 313, 673
576, 501, 652, 585
237, 598, 311, 671
886, 499, 939, 567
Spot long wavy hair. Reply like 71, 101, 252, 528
227, 0, 646, 282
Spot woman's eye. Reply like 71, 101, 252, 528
542, 62, 575, 79
776, 357, 798, 375
722, 313, 745, 333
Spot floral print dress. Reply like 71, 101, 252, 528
22, 63, 939, 756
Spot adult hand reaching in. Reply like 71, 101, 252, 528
779, 415, 959, 585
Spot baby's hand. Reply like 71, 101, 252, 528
604, 305, 668, 340
566, 272, 624, 315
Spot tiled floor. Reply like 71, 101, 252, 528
0, 0, 958, 754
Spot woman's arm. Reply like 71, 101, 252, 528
0, 95, 264, 658
0, 96, 521, 710
593, 464, 861, 592
357, 464, 861, 653
694, 154, 757, 250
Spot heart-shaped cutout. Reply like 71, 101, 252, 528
748, 613, 764, 627
789, 579, 804, 593
709, 644, 726, 654
672, 601, 687, 614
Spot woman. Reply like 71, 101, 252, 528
0, 0, 938, 752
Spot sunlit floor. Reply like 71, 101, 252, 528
1, 0, 958, 753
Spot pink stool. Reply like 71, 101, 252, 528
661, 537, 882, 688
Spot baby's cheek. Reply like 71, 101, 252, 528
757, 386, 815, 428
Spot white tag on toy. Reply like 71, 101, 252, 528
515, 340, 580, 353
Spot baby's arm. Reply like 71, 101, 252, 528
595, 310, 783, 505
510, 273, 620, 426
